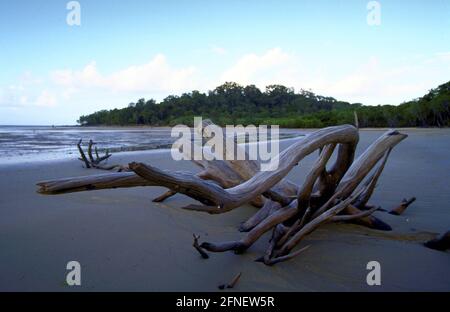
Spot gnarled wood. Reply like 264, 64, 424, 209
37, 124, 413, 266
130, 125, 359, 213
197, 129, 406, 262
76, 139, 125, 171
239, 200, 280, 232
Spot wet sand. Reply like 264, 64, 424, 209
0, 129, 449, 291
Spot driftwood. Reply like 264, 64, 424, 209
193, 234, 209, 259
424, 231, 450, 251
152, 119, 288, 208
37, 122, 415, 265
389, 197, 416, 215
218, 272, 242, 290
76, 139, 128, 172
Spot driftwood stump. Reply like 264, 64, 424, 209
37, 122, 416, 265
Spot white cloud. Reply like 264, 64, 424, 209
325, 57, 381, 98
51, 54, 198, 94
0, 85, 57, 108
220, 48, 450, 105
35, 90, 57, 107
2, 48, 450, 124
217, 48, 325, 93
220, 48, 295, 87
321, 54, 450, 104
0, 73, 53, 108
1, 54, 199, 120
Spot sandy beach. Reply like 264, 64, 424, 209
0, 129, 449, 291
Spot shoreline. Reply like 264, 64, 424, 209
0, 132, 305, 166
2, 124, 449, 130
2, 127, 450, 166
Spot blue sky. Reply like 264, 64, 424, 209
1, 0, 449, 125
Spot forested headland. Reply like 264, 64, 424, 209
77, 81, 450, 128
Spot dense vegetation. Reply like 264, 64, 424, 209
78, 81, 450, 128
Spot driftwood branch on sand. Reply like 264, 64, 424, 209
76, 139, 128, 172
37, 120, 417, 265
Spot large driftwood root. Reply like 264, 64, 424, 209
76, 139, 128, 172
37, 124, 414, 265
175, 127, 406, 263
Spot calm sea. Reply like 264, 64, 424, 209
0, 125, 303, 164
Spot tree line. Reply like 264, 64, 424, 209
77, 81, 450, 128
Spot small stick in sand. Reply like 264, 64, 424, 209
192, 234, 209, 259
218, 272, 242, 290
389, 197, 416, 215
424, 231, 450, 251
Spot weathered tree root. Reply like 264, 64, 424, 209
37, 124, 415, 266
424, 231, 450, 251
76, 139, 128, 172
191, 128, 406, 263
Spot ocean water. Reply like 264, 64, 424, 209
0, 125, 304, 164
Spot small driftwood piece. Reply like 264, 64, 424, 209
76, 139, 128, 172
218, 272, 242, 290
389, 197, 416, 215
424, 231, 450, 251
37, 123, 415, 265
193, 234, 209, 259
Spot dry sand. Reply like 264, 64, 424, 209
0, 129, 449, 291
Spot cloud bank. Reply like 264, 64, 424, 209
1, 48, 449, 124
